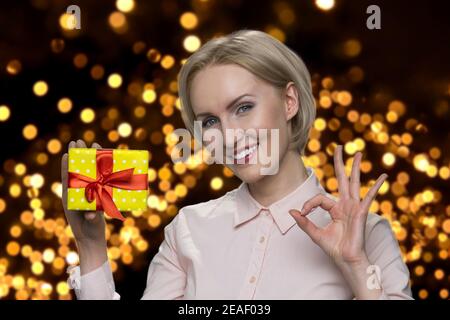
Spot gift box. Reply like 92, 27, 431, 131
67, 148, 149, 221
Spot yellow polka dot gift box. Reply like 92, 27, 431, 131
67, 148, 149, 221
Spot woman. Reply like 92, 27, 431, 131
62, 30, 412, 299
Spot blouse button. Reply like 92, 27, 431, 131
249, 276, 256, 283
259, 236, 265, 243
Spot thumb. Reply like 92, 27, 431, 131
289, 209, 321, 244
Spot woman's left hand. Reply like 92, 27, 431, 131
289, 145, 388, 268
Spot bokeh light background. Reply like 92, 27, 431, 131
0, 0, 449, 300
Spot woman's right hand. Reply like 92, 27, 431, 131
61, 139, 107, 248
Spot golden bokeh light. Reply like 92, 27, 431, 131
118, 122, 132, 137
33, 81, 48, 96
180, 12, 198, 30
183, 35, 201, 52
142, 89, 157, 103
210, 177, 223, 190
0, 105, 11, 121
382, 152, 396, 167
80, 108, 95, 123
6, 59, 22, 75
315, 0, 335, 11
22, 124, 38, 140
108, 73, 123, 89
57, 98, 73, 113
116, 0, 135, 13
47, 139, 62, 154
160, 55, 175, 69
109, 11, 127, 30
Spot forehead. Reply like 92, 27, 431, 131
190, 64, 261, 115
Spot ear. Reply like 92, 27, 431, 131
283, 81, 300, 121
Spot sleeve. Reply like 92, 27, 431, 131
67, 212, 187, 300
141, 213, 187, 299
364, 215, 413, 300
67, 260, 120, 300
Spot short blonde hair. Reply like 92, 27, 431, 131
177, 29, 316, 155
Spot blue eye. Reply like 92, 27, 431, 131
237, 104, 253, 113
202, 117, 218, 128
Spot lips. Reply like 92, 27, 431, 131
234, 144, 258, 161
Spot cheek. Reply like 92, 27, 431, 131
252, 102, 285, 129
249, 103, 288, 145
262, 108, 290, 141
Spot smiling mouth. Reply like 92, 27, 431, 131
227, 142, 259, 165
234, 144, 257, 160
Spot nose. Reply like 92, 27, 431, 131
220, 119, 246, 153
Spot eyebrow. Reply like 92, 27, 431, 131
195, 93, 254, 119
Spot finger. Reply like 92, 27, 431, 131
361, 173, 388, 213
289, 209, 322, 244
350, 152, 362, 200
61, 153, 68, 203
91, 142, 102, 149
68, 140, 76, 150
76, 139, 87, 148
300, 193, 336, 217
334, 145, 350, 199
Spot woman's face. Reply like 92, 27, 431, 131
190, 63, 299, 183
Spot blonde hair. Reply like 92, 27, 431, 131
177, 29, 316, 155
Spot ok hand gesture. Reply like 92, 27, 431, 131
289, 145, 387, 267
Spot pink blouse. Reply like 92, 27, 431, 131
67, 167, 413, 299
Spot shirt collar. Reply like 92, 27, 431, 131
233, 166, 325, 234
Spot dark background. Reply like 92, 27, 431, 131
0, 0, 449, 300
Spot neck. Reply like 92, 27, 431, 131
247, 149, 308, 207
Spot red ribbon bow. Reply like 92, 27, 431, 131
68, 149, 148, 221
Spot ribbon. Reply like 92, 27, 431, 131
68, 149, 148, 221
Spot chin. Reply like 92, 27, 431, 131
231, 164, 266, 184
